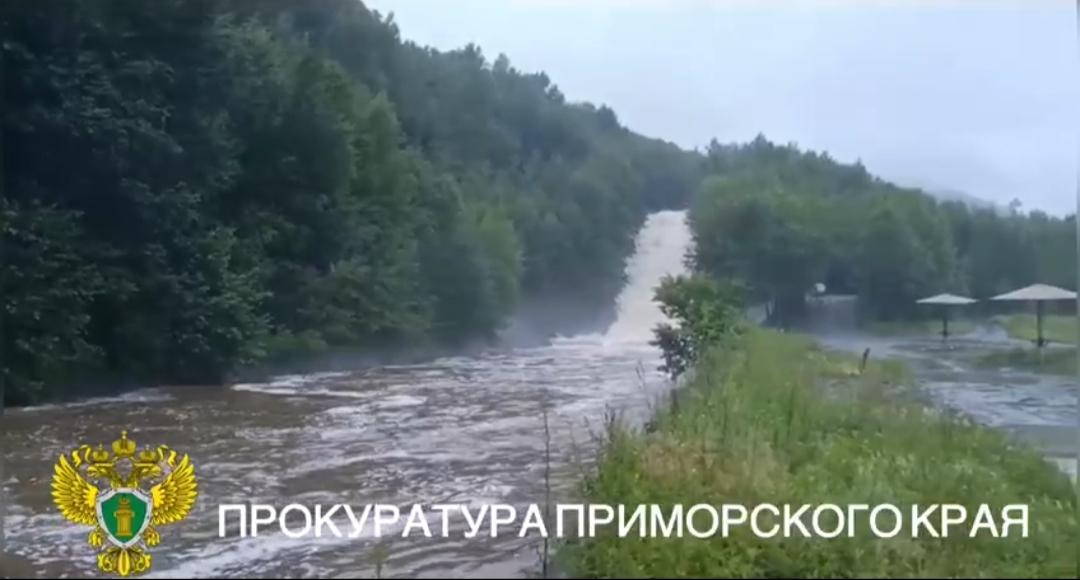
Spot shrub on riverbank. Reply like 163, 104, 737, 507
650, 274, 747, 379
560, 329, 1076, 578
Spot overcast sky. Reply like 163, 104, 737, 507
365, 0, 1078, 216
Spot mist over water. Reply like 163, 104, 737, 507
0, 211, 694, 578
602, 210, 692, 345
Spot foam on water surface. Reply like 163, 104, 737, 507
1, 211, 693, 578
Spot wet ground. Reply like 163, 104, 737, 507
812, 323, 1078, 479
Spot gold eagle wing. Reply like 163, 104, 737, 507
51, 453, 99, 526
150, 453, 198, 525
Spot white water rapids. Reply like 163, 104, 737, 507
3, 208, 1074, 578
0, 210, 694, 578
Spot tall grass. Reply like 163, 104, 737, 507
1003, 314, 1077, 346
560, 329, 1076, 578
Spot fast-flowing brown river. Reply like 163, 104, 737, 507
0, 211, 691, 579
2, 210, 1076, 579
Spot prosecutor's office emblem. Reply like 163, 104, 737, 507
51, 431, 198, 577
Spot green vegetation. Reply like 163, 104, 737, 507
562, 277, 1076, 578
690, 138, 1077, 327
6, 1, 1072, 408
1, 0, 703, 405
1001, 314, 1077, 346
976, 348, 1076, 377
650, 274, 747, 379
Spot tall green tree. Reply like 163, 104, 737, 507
689, 137, 1071, 326
1, 0, 705, 405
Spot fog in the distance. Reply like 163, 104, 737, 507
367, 0, 1079, 216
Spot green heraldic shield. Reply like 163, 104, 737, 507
51, 431, 198, 577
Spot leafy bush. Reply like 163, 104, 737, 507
651, 274, 746, 378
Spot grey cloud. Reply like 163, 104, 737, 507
367, 0, 1078, 215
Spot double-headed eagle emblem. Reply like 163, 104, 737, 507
51, 431, 198, 577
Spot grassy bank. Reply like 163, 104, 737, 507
560, 329, 1075, 578
976, 347, 1077, 377
1002, 314, 1077, 345
866, 318, 976, 338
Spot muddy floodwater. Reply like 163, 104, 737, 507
0, 338, 674, 579
2, 212, 1077, 578
807, 301, 1078, 479
0, 211, 689, 579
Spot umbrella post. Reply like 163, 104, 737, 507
990, 285, 1075, 347
916, 295, 977, 343
942, 307, 949, 342
1036, 300, 1045, 348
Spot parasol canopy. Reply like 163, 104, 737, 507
917, 293, 978, 306
990, 284, 1077, 302
990, 284, 1076, 347
915, 293, 977, 341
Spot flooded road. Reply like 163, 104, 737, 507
2, 211, 1076, 578
808, 303, 1078, 479
0, 211, 690, 578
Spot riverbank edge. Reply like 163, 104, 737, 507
3, 291, 623, 410
555, 328, 1076, 578
1, 323, 570, 411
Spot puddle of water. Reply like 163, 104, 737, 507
814, 325, 1079, 479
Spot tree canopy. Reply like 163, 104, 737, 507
690, 137, 1075, 326
1, 0, 704, 405
4, 1, 1072, 406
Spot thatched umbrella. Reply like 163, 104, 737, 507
916, 293, 978, 341
990, 283, 1077, 347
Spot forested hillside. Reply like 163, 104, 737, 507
4, 0, 1072, 407
691, 137, 1076, 325
0, 0, 703, 405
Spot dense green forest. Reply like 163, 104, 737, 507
2, 1, 1074, 406
690, 137, 1077, 325
0, 0, 703, 405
